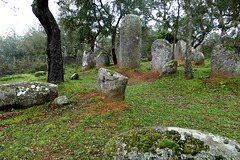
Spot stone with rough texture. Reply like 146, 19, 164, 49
35, 71, 46, 77
97, 68, 128, 103
159, 60, 178, 77
192, 51, 205, 65
211, 45, 240, 77
104, 126, 240, 160
0, 82, 58, 108
174, 40, 186, 59
54, 96, 69, 106
96, 53, 110, 67
71, 73, 79, 80
119, 14, 142, 68
151, 39, 173, 72
82, 50, 95, 70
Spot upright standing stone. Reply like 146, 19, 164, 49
151, 39, 173, 72
119, 14, 142, 68
174, 40, 186, 59
96, 53, 110, 67
82, 51, 95, 70
211, 45, 240, 77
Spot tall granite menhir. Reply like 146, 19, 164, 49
119, 14, 142, 68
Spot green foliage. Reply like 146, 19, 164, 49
154, 30, 174, 44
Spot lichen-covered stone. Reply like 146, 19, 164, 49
97, 68, 128, 103
35, 71, 46, 77
96, 53, 110, 67
211, 45, 240, 77
159, 60, 178, 77
54, 96, 69, 106
104, 126, 240, 159
151, 39, 173, 72
0, 82, 58, 108
71, 73, 79, 80
119, 14, 142, 68
82, 50, 95, 70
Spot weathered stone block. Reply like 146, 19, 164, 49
211, 45, 240, 77
151, 39, 173, 72
119, 14, 142, 68
82, 50, 95, 70
97, 68, 128, 103
0, 82, 58, 108
104, 126, 240, 159
96, 53, 110, 67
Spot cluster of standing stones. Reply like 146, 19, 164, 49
1, 14, 240, 159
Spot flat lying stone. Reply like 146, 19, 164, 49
0, 82, 58, 108
104, 126, 240, 159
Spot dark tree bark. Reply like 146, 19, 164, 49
184, 0, 193, 80
111, 30, 117, 65
32, 0, 64, 82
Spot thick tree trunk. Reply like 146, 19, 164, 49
112, 31, 117, 65
184, 0, 193, 80
32, 0, 64, 82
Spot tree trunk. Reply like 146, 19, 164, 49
32, 0, 64, 82
184, 0, 193, 80
112, 31, 117, 65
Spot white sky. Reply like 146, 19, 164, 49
0, 0, 59, 37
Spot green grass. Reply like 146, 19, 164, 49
0, 61, 240, 159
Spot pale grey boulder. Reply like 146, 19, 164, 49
159, 60, 178, 77
96, 53, 110, 67
97, 68, 128, 103
54, 96, 69, 106
0, 82, 58, 108
211, 45, 240, 77
82, 50, 95, 70
151, 39, 173, 72
119, 14, 142, 68
104, 126, 240, 159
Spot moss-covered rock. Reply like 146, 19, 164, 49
104, 126, 240, 159
159, 60, 178, 78
34, 71, 46, 77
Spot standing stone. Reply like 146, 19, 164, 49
96, 53, 110, 67
97, 68, 128, 103
119, 14, 142, 68
174, 40, 186, 59
151, 39, 173, 72
82, 50, 95, 70
0, 82, 58, 108
211, 45, 240, 77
